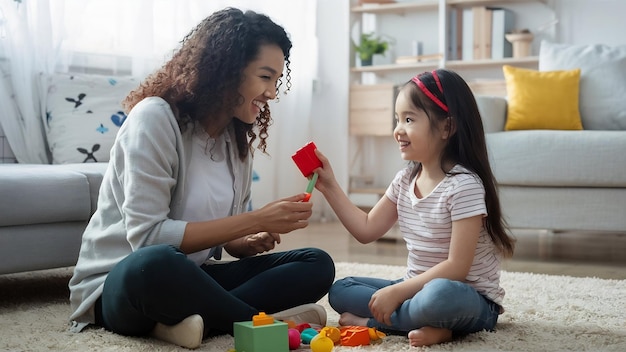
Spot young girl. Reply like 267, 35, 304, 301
313, 69, 514, 347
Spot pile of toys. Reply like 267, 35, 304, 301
233, 312, 386, 352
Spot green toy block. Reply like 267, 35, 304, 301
234, 320, 288, 352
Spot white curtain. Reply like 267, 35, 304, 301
0, 0, 316, 206
0, 0, 63, 163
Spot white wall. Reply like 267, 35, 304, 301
309, 0, 351, 220
553, 0, 626, 46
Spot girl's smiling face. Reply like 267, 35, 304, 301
233, 44, 285, 124
393, 88, 448, 164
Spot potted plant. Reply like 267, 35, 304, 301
354, 32, 389, 66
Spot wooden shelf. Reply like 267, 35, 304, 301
351, 1, 438, 14
447, 0, 546, 6
447, 56, 538, 68
350, 56, 538, 74
352, 0, 544, 14
351, 60, 440, 73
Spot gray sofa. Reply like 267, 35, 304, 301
0, 162, 107, 274
476, 95, 626, 233
0, 71, 136, 275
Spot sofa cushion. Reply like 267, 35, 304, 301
55, 162, 108, 213
0, 165, 96, 226
486, 130, 626, 187
502, 65, 582, 131
41, 73, 138, 164
476, 95, 507, 133
539, 40, 626, 130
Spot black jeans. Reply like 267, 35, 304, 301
94, 244, 335, 337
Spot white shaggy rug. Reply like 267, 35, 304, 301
1, 262, 625, 352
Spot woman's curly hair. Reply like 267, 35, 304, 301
122, 7, 292, 160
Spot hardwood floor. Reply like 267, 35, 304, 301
270, 221, 626, 280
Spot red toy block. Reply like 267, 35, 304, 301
292, 142, 322, 178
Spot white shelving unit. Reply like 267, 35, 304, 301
351, 55, 540, 73
347, 0, 554, 207
350, 0, 551, 81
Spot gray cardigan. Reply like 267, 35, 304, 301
69, 97, 253, 331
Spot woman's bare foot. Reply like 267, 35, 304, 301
338, 312, 369, 327
407, 326, 452, 347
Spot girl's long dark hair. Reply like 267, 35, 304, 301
405, 69, 515, 257
123, 7, 292, 160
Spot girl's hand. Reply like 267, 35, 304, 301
253, 194, 313, 234
368, 285, 403, 326
312, 149, 340, 194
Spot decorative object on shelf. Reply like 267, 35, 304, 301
395, 53, 443, 64
505, 29, 534, 58
359, 0, 396, 3
354, 32, 389, 66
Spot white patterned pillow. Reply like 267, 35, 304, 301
42, 73, 138, 164
539, 40, 626, 130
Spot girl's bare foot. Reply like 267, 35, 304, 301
407, 326, 452, 347
338, 312, 368, 327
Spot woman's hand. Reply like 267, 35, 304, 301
183, 194, 312, 254
224, 194, 309, 258
245, 231, 281, 254
252, 193, 313, 234
225, 231, 281, 258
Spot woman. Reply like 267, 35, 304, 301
69, 7, 335, 349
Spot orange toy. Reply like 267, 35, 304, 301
252, 312, 274, 326
339, 326, 370, 346
368, 327, 386, 343
338, 326, 386, 346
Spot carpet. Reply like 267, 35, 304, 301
1, 262, 624, 352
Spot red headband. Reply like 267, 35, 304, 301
411, 71, 449, 113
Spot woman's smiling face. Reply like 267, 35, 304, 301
233, 44, 285, 124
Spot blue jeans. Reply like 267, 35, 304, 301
328, 276, 500, 335
95, 244, 335, 337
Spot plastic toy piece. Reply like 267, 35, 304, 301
292, 142, 321, 202
252, 312, 274, 326
234, 314, 289, 352
300, 327, 319, 344
301, 172, 318, 202
292, 141, 322, 178
339, 326, 371, 346
288, 328, 301, 350
306, 172, 318, 193
311, 332, 334, 352
368, 327, 386, 342
320, 326, 341, 345
334, 325, 386, 346
295, 323, 311, 332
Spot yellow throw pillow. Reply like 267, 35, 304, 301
502, 65, 583, 131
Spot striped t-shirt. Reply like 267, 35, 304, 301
385, 164, 505, 306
